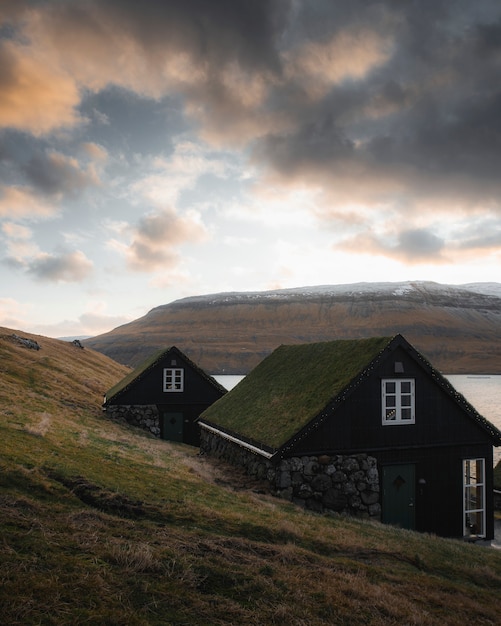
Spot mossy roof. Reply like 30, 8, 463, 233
104, 346, 226, 403
199, 336, 393, 451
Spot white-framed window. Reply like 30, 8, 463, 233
382, 379, 415, 425
463, 458, 486, 538
163, 368, 184, 392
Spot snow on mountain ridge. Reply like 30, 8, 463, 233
461, 283, 501, 298
172, 281, 501, 307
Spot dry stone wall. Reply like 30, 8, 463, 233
105, 404, 161, 437
200, 429, 381, 519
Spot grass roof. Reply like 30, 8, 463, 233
104, 348, 163, 401
200, 336, 393, 450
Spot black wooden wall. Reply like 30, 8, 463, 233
285, 343, 497, 538
109, 350, 225, 446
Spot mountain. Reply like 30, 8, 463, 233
84, 281, 501, 374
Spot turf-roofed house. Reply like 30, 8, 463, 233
103, 346, 226, 446
198, 335, 501, 540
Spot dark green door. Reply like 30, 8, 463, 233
162, 412, 183, 442
382, 464, 415, 530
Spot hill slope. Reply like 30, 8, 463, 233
2, 326, 501, 624
84, 281, 501, 373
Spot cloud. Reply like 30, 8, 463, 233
132, 140, 237, 207
124, 208, 208, 272
395, 228, 446, 261
0, 202, 96, 284
1, 221, 39, 266
340, 227, 447, 264
0, 39, 81, 135
77, 309, 131, 335
22, 150, 100, 196
286, 28, 392, 100
0, 0, 290, 150
250, 2, 501, 221
0, 185, 57, 218
0, 144, 103, 221
3, 0, 501, 196
455, 219, 501, 251
2, 0, 501, 283
4, 0, 498, 214
2, 221, 32, 240
0, 296, 30, 330
15, 0, 285, 100
28, 250, 94, 282
31, 309, 133, 339
81, 142, 108, 161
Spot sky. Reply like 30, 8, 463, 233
1, 0, 501, 338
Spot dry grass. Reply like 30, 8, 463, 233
1, 326, 501, 625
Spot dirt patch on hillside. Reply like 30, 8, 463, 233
47, 472, 169, 521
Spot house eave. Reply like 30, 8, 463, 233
199, 422, 275, 460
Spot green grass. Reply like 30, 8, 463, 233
1, 329, 501, 624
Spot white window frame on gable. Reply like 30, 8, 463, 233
381, 378, 415, 425
163, 368, 184, 392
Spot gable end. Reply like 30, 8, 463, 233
104, 346, 226, 404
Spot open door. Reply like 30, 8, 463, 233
162, 411, 184, 442
382, 464, 415, 530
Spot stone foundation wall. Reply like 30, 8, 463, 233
105, 404, 160, 437
200, 429, 381, 519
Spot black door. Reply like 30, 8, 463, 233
382, 464, 416, 530
162, 412, 183, 442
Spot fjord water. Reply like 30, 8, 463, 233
215, 374, 501, 466
446, 375, 501, 466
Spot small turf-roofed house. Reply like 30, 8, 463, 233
198, 335, 501, 540
103, 346, 226, 446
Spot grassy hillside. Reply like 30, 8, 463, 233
2, 328, 501, 625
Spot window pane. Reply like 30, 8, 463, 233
465, 486, 477, 510
475, 486, 484, 510
385, 409, 397, 420
385, 382, 396, 393
401, 408, 412, 420
464, 460, 471, 481
465, 460, 475, 484
386, 396, 396, 407
465, 511, 484, 536
401, 381, 411, 393
401, 394, 411, 407
475, 460, 484, 483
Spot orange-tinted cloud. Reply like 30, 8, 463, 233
81, 142, 108, 161
0, 186, 57, 218
286, 29, 392, 100
0, 40, 81, 135
125, 208, 208, 272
